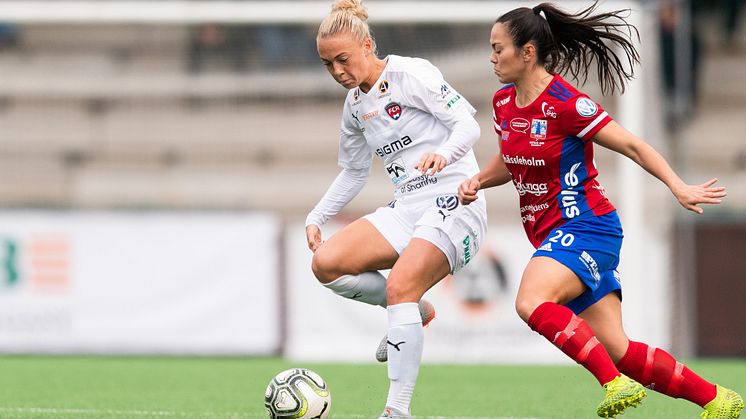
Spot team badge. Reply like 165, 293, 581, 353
385, 102, 402, 120
530, 119, 547, 140
576, 97, 598, 118
378, 80, 389, 94
435, 195, 459, 211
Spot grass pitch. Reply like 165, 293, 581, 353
0, 356, 743, 418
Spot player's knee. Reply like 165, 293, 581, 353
514, 296, 543, 323
385, 278, 410, 306
311, 250, 339, 284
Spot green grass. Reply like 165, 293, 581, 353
0, 356, 744, 418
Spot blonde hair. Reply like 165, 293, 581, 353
317, 0, 377, 53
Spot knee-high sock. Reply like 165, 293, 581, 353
385, 303, 423, 413
616, 340, 717, 407
323, 272, 387, 307
528, 302, 620, 385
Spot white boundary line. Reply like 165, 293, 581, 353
0, 407, 549, 419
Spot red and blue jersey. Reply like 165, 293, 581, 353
493, 74, 616, 248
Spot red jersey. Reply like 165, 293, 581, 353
493, 74, 616, 248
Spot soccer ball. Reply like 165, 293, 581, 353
264, 368, 331, 419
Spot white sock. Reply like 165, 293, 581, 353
385, 302, 423, 413
323, 272, 387, 307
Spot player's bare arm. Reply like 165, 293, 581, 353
593, 121, 727, 214
458, 154, 511, 205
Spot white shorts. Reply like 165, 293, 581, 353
363, 193, 487, 273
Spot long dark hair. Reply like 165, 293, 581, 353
497, 2, 640, 95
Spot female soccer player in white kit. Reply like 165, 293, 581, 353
305, 1, 487, 417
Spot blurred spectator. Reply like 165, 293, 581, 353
723, 0, 743, 50
659, 1, 701, 126
0, 23, 20, 50
256, 25, 317, 69
186, 24, 250, 74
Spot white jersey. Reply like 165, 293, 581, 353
339, 55, 481, 206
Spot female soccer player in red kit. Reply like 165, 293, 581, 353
458, 3, 743, 418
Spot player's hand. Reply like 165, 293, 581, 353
415, 153, 447, 177
458, 176, 481, 205
672, 178, 726, 214
305, 224, 323, 252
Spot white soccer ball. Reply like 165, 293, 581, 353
264, 368, 331, 419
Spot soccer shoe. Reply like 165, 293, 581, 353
701, 385, 744, 419
376, 299, 436, 363
596, 374, 646, 418
378, 406, 411, 419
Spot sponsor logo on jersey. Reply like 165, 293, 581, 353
576, 97, 598, 118
560, 162, 583, 218
378, 80, 389, 94
387, 199, 397, 208
351, 111, 364, 131
531, 119, 547, 139
398, 174, 438, 194
503, 155, 546, 166
513, 174, 548, 197
435, 195, 459, 211
386, 158, 409, 185
495, 96, 510, 107
462, 236, 472, 265
385, 102, 402, 120
362, 110, 379, 121
520, 202, 549, 213
445, 94, 462, 110
579, 251, 601, 283
440, 84, 450, 98
541, 102, 557, 118
510, 118, 530, 133
375, 135, 412, 157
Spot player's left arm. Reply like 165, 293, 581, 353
403, 70, 480, 176
592, 121, 727, 214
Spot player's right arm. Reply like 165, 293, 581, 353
305, 107, 372, 252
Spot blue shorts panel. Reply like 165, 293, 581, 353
533, 211, 624, 314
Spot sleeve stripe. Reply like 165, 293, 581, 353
577, 111, 608, 139
494, 119, 501, 133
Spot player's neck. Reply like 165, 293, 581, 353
359, 56, 388, 93
514, 68, 553, 108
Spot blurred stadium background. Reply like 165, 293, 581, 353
0, 0, 744, 417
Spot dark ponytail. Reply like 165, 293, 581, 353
497, 1, 640, 95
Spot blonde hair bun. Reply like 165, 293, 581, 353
331, 0, 368, 21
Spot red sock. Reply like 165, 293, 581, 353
527, 302, 620, 385
616, 341, 716, 407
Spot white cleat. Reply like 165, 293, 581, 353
378, 406, 412, 419
376, 299, 435, 362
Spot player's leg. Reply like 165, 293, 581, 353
381, 236, 452, 418
517, 256, 623, 386
517, 258, 645, 417
311, 217, 398, 307
583, 293, 744, 417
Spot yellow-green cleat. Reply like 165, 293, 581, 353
701, 385, 744, 419
596, 374, 646, 418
